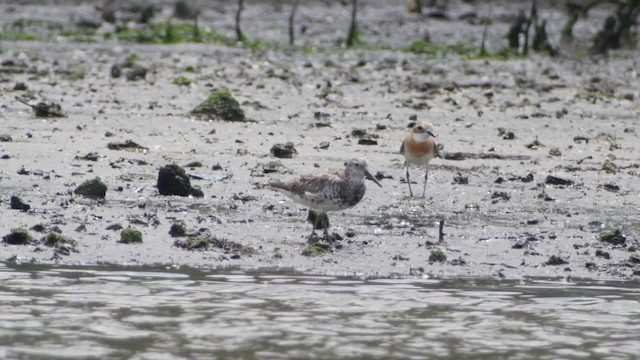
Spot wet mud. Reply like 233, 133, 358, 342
0, 0, 639, 279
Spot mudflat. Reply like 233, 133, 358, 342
1, 0, 639, 279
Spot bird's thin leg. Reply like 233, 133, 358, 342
322, 212, 330, 239
406, 163, 413, 197
422, 165, 429, 198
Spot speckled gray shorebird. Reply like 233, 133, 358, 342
267, 159, 382, 238
400, 121, 438, 197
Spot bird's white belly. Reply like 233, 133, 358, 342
405, 152, 433, 166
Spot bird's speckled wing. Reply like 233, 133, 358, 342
268, 170, 342, 196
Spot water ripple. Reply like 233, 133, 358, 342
0, 262, 639, 359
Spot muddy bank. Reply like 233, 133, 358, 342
0, 0, 639, 279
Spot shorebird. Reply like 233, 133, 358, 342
267, 159, 382, 238
400, 121, 438, 197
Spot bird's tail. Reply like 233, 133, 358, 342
265, 182, 288, 191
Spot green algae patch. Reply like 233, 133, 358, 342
74, 177, 107, 199
191, 90, 246, 122
174, 235, 254, 257
174, 236, 212, 250
3, 228, 34, 245
428, 248, 447, 263
302, 243, 331, 257
173, 75, 192, 86
0, 31, 38, 41
43, 233, 78, 255
114, 22, 233, 45
120, 228, 143, 244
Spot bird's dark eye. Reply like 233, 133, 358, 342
416, 126, 423, 130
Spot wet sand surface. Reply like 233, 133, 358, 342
1, 0, 639, 280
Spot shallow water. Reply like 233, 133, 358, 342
1, 262, 639, 360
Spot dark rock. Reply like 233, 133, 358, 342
358, 138, 378, 145
525, 139, 544, 149
600, 229, 626, 246
106, 223, 123, 231
191, 90, 246, 122
74, 177, 108, 199
270, 142, 297, 158
549, 148, 562, 156
546, 255, 568, 265
453, 173, 468, 184
0, 134, 12, 142
573, 136, 589, 144
107, 140, 148, 152
232, 193, 257, 203
601, 183, 620, 192
351, 129, 367, 138
169, 223, 187, 237
2, 228, 34, 245
520, 173, 534, 182
125, 65, 148, 81
449, 257, 467, 266
30, 224, 47, 233
13, 82, 27, 91
491, 191, 510, 202
75, 152, 99, 161
425, 9, 448, 19
595, 250, 610, 259
318, 141, 330, 149
545, 175, 574, 186
110, 64, 122, 78
17, 167, 31, 175
25, 101, 66, 118
628, 255, 640, 264
157, 164, 204, 197
444, 152, 466, 160
185, 161, 203, 168
10, 196, 30, 211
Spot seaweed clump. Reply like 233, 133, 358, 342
174, 235, 254, 258
43, 233, 78, 255
3, 228, 34, 245
74, 178, 108, 199
120, 228, 143, 244
191, 90, 246, 122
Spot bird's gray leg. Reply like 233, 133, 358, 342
322, 212, 330, 239
422, 165, 429, 198
406, 163, 413, 197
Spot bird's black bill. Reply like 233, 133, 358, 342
427, 131, 436, 138
365, 171, 383, 187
